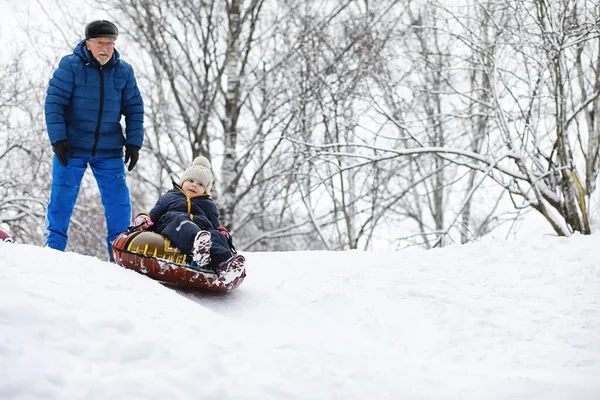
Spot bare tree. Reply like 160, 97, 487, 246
104, 0, 275, 222
474, 0, 600, 236
361, 0, 600, 243
0, 54, 52, 244
11, 0, 599, 257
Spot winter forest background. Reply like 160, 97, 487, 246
1, 0, 599, 258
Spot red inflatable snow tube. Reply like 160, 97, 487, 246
112, 230, 245, 292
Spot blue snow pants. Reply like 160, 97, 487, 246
45, 155, 131, 258
160, 214, 232, 267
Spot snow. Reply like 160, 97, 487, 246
1, 233, 599, 400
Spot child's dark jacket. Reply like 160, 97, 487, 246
143, 182, 232, 264
147, 182, 220, 233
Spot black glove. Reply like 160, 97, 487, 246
124, 144, 140, 171
53, 140, 73, 166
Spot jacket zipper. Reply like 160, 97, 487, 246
91, 65, 105, 157
186, 192, 193, 220
179, 187, 194, 220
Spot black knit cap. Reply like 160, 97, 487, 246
85, 20, 118, 40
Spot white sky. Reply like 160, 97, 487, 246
0, 1, 124, 62
1, 227, 599, 399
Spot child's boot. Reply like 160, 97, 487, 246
216, 254, 246, 275
192, 231, 212, 267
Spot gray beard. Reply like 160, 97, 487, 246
97, 56, 109, 66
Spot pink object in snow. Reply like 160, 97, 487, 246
0, 229, 13, 242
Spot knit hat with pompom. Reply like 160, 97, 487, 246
179, 156, 213, 194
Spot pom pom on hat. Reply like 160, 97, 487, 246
179, 156, 213, 194
193, 156, 211, 170
85, 20, 119, 40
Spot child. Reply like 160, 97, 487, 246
133, 156, 243, 274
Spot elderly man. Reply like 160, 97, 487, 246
44, 20, 144, 259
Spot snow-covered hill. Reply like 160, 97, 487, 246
1, 234, 599, 400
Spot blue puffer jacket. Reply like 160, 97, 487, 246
45, 40, 144, 158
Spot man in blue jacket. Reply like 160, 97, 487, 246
44, 20, 144, 259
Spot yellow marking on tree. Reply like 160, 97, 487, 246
571, 170, 589, 232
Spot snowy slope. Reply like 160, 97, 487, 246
1, 234, 599, 400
